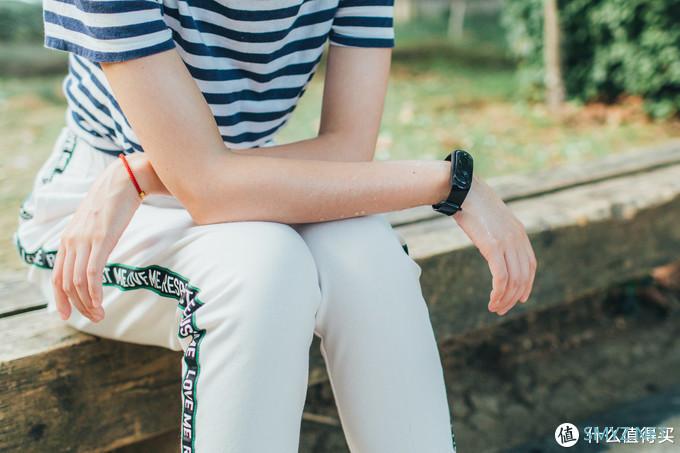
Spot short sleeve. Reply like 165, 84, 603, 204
329, 0, 395, 48
42, 0, 176, 63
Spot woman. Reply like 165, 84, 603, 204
14, 0, 537, 451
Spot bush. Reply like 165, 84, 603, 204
502, 0, 680, 118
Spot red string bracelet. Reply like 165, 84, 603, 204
118, 153, 146, 200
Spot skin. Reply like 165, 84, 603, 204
51, 45, 537, 323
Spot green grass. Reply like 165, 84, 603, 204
1, 17, 679, 272
276, 40, 679, 176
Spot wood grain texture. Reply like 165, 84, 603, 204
407, 163, 680, 339
0, 272, 46, 318
2, 151, 680, 452
0, 311, 182, 453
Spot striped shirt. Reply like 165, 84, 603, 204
43, 0, 395, 155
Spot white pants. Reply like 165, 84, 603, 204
14, 127, 457, 453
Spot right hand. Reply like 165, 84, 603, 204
453, 175, 538, 316
51, 154, 148, 322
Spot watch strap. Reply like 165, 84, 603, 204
432, 151, 471, 215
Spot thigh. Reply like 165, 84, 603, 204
293, 214, 423, 331
15, 128, 321, 351
17, 190, 321, 351
293, 215, 456, 452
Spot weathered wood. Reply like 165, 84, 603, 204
2, 155, 680, 451
0, 310, 182, 453
408, 162, 680, 339
0, 272, 46, 318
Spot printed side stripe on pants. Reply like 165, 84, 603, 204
14, 237, 204, 453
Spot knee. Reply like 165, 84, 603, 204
299, 215, 430, 341
302, 215, 423, 307
189, 221, 321, 332
306, 215, 419, 279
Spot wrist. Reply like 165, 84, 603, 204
452, 174, 479, 223
124, 153, 167, 196
432, 160, 453, 204
110, 156, 143, 203
431, 149, 475, 217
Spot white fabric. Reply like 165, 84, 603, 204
14, 126, 456, 453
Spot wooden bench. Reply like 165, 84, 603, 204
2, 141, 680, 452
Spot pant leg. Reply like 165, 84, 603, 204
19, 214, 325, 453
14, 128, 325, 453
294, 214, 456, 453
164, 220, 323, 453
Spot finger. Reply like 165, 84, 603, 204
51, 244, 71, 320
73, 242, 93, 309
509, 244, 528, 307
487, 249, 509, 313
87, 240, 107, 309
500, 246, 528, 315
520, 238, 537, 303
513, 241, 530, 305
74, 243, 104, 321
496, 247, 522, 315
62, 247, 95, 322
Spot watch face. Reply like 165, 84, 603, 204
452, 150, 473, 189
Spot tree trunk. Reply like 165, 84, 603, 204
543, 0, 565, 112
448, 0, 467, 40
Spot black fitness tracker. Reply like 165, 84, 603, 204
431, 149, 474, 216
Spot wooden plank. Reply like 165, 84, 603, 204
0, 310, 182, 453
403, 162, 680, 339
387, 139, 680, 226
0, 272, 46, 318
2, 160, 680, 451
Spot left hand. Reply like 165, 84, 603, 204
453, 175, 538, 316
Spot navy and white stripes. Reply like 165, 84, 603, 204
42, 0, 395, 153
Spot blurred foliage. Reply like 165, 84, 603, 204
502, 0, 680, 118
0, 1, 43, 43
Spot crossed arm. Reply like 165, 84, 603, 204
51, 45, 537, 323
100, 46, 452, 224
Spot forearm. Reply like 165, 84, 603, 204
129, 150, 451, 224
195, 153, 451, 224
101, 47, 449, 224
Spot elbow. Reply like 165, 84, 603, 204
176, 178, 247, 225
165, 178, 214, 225
167, 156, 254, 225
180, 188, 214, 225
187, 205, 212, 226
